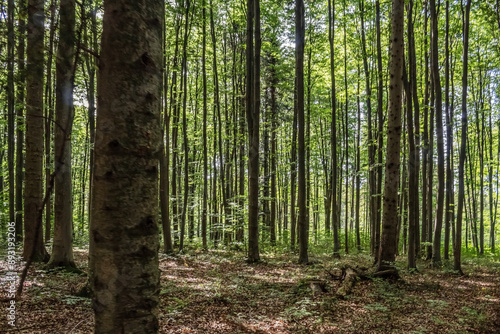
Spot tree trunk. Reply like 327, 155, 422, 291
7, 0, 15, 229
405, 0, 419, 270
202, 0, 209, 249
23, 0, 49, 262
328, 0, 340, 257
430, 0, 445, 267
444, 0, 453, 260
454, 0, 471, 275
359, 0, 376, 256
296, 0, 308, 264
421, 2, 429, 257
91, 0, 162, 331
375, 0, 384, 264
377, 0, 404, 274
247, 0, 261, 263
48, 0, 76, 268
15, 0, 26, 242
179, 0, 191, 252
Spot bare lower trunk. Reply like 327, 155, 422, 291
91, 1, 162, 331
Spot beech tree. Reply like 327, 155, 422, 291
90, 0, 162, 331
23, 0, 49, 262
48, 0, 76, 269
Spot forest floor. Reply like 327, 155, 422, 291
1, 247, 499, 333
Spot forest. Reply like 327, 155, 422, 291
0, 0, 499, 332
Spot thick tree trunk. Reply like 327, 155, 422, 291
377, 0, 404, 274
91, 1, 162, 331
23, 0, 49, 262
48, 0, 76, 268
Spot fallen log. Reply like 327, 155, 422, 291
336, 267, 359, 298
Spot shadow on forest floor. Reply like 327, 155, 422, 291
1, 248, 499, 333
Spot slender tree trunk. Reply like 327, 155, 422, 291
444, 0, 453, 260
91, 0, 162, 331
202, 0, 208, 249
430, 0, 445, 267
7, 0, 15, 228
179, 0, 191, 252
48, 0, 76, 268
290, 97, 298, 251
359, 0, 376, 255
296, 0, 308, 264
356, 65, 361, 251
23, 0, 49, 262
15, 0, 27, 242
44, 0, 57, 243
247, 0, 261, 263
489, 110, 495, 252
454, 0, 471, 275
406, 0, 420, 270
270, 53, 277, 246
85, 0, 98, 245
421, 2, 429, 256
328, 0, 340, 257
343, 1, 349, 254
377, 0, 404, 274
375, 0, 384, 263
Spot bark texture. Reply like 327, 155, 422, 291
91, 1, 162, 332
23, 0, 48, 262
48, 0, 76, 268
377, 0, 404, 273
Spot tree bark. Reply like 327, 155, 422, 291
454, 0, 471, 275
179, 0, 191, 252
377, 0, 404, 273
247, 0, 261, 263
202, 0, 209, 249
7, 0, 15, 229
48, 0, 76, 268
359, 0, 376, 256
15, 0, 27, 242
375, 0, 384, 263
328, 0, 340, 257
91, 0, 162, 331
430, 0, 445, 267
23, 0, 49, 262
296, 0, 308, 264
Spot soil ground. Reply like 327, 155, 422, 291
1, 248, 499, 333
